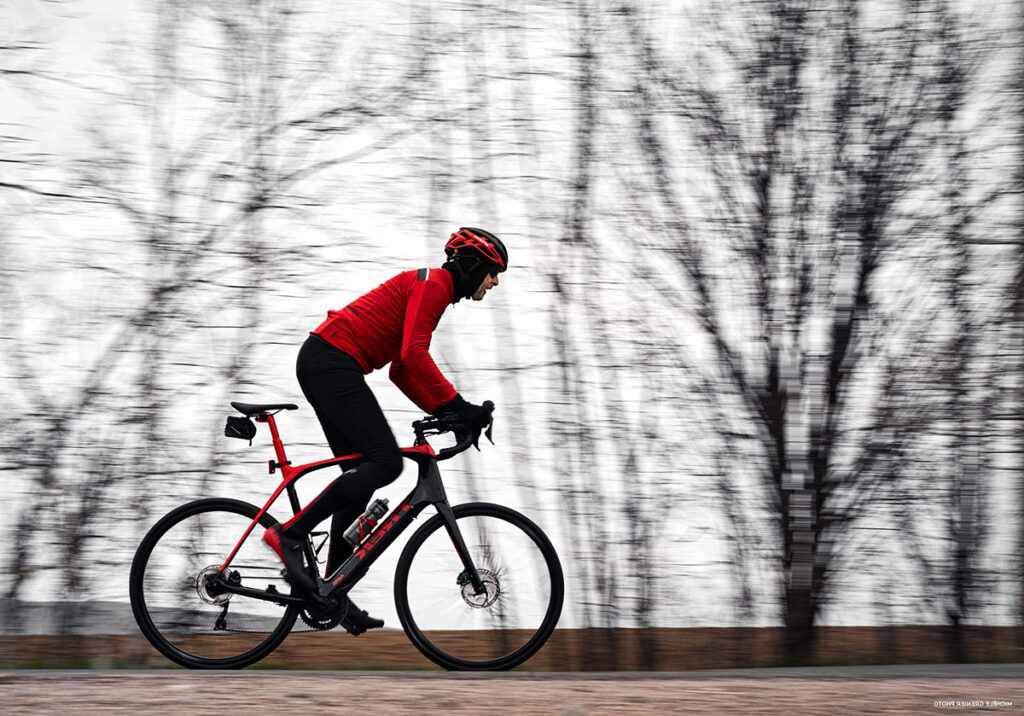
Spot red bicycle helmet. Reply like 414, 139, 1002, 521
444, 227, 508, 273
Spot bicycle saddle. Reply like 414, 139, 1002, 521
230, 401, 299, 416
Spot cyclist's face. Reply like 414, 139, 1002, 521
472, 272, 500, 301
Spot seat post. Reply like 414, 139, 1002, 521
258, 413, 289, 465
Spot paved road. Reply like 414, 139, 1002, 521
1, 665, 1021, 714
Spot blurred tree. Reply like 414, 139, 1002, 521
0, 0, 1018, 653
617, 0, 1020, 661
1017, 232, 1024, 653
893, 6, 1022, 661
0, 0, 91, 615
0, 0, 431, 626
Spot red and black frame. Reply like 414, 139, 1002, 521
209, 404, 491, 608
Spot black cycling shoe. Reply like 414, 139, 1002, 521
339, 594, 384, 636
263, 524, 316, 593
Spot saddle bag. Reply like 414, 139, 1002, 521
224, 415, 257, 443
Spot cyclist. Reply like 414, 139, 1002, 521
263, 227, 507, 633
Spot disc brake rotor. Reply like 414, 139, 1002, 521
459, 569, 500, 608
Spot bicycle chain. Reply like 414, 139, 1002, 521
212, 603, 339, 634
218, 617, 334, 635
219, 625, 326, 634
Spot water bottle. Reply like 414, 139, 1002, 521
343, 498, 389, 546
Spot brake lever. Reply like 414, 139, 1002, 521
474, 401, 495, 450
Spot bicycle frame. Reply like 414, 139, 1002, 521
214, 411, 488, 607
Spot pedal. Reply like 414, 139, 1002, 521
340, 614, 367, 636
340, 610, 384, 636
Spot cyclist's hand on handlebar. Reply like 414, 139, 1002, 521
434, 395, 495, 452
435, 394, 492, 431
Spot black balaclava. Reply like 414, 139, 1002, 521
442, 256, 495, 303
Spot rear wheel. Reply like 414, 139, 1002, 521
394, 502, 563, 670
129, 498, 299, 669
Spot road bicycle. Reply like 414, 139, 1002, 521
129, 400, 564, 670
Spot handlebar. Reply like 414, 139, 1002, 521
412, 400, 495, 460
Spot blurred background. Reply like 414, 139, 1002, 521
0, 0, 1021, 667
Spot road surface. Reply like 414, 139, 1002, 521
0, 664, 1021, 714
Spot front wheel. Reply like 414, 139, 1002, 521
129, 498, 299, 669
394, 502, 563, 670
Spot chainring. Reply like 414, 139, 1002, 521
299, 597, 346, 631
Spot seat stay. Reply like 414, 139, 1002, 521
218, 468, 306, 572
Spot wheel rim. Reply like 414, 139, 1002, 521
135, 505, 296, 664
399, 510, 561, 668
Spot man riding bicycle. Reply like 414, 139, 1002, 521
263, 228, 507, 634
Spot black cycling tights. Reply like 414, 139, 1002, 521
285, 336, 404, 573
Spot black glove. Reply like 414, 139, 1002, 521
435, 393, 492, 430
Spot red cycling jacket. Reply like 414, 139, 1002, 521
311, 268, 458, 414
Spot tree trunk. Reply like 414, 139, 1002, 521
1016, 215, 1024, 655
784, 586, 816, 663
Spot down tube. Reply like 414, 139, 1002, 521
324, 496, 428, 593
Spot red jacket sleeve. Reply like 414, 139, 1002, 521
389, 359, 441, 414
392, 275, 457, 412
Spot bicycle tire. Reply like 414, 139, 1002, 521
394, 502, 563, 671
129, 498, 299, 669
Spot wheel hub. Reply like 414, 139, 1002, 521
459, 569, 500, 608
195, 565, 234, 606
